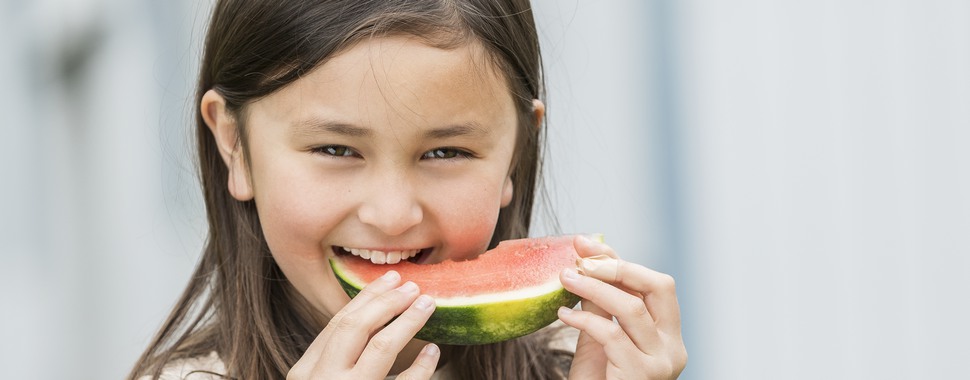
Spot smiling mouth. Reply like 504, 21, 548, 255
333, 246, 433, 265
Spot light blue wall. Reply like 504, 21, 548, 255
673, 1, 970, 379
0, 1, 208, 378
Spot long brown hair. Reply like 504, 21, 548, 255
129, 0, 565, 378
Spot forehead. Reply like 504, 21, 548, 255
247, 36, 516, 134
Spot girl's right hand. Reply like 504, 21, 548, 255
287, 270, 440, 380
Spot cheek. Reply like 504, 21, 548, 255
252, 174, 353, 317
261, 206, 327, 262
248, 152, 347, 261
257, 183, 333, 258
430, 177, 507, 257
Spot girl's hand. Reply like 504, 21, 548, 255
288, 271, 440, 380
558, 236, 687, 379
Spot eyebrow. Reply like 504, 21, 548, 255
294, 118, 371, 137
294, 118, 490, 139
423, 122, 490, 139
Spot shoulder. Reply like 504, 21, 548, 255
137, 351, 228, 380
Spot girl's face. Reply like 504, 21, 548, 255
233, 37, 522, 318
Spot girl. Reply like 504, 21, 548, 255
129, 0, 686, 379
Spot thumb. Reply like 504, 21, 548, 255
566, 299, 610, 379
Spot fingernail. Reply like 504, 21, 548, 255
422, 343, 440, 356
558, 306, 573, 315
398, 281, 418, 293
414, 294, 435, 310
381, 270, 400, 282
562, 268, 580, 281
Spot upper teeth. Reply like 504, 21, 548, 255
343, 247, 421, 264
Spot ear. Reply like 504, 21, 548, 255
499, 99, 544, 208
531, 99, 545, 129
201, 89, 254, 201
501, 177, 514, 207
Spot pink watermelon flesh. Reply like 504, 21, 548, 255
332, 235, 577, 298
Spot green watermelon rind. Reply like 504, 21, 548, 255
330, 259, 581, 345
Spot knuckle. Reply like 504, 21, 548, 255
646, 350, 688, 380
677, 346, 689, 368
368, 335, 397, 354
645, 359, 674, 379
658, 273, 677, 293
377, 289, 409, 305
607, 323, 626, 341
327, 311, 348, 326
334, 314, 360, 332
625, 296, 649, 317
398, 308, 428, 326
355, 283, 384, 299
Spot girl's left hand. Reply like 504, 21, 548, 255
557, 236, 687, 379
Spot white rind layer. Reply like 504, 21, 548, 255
422, 277, 563, 307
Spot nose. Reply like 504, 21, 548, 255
356, 170, 424, 236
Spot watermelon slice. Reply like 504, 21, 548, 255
329, 235, 591, 345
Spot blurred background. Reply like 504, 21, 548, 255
2, 0, 968, 379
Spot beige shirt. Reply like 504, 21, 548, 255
141, 322, 579, 380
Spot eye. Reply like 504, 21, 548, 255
312, 145, 359, 158
422, 147, 470, 160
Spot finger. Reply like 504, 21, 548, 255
317, 281, 420, 370
393, 344, 441, 380
293, 271, 403, 375
557, 307, 643, 367
356, 294, 436, 376
561, 268, 662, 353
574, 237, 643, 299
336, 270, 404, 316
316, 274, 403, 356
576, 255, 620, 283
574, 234, 618, 259
579, 257, 682, 335
624, 265, 681, 336
566, 300, 609, 379
578, 297, 610, 354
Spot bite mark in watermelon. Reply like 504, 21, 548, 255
329, 234, 597, 345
